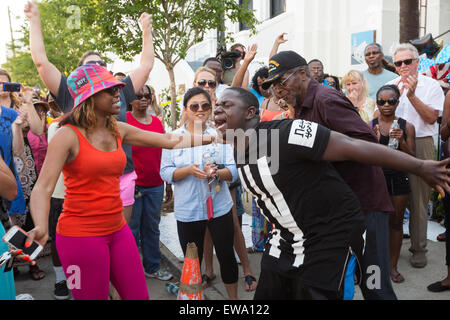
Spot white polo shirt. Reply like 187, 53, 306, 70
386, 74, 445, 138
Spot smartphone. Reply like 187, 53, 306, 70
2, 82, 21, 92
2, 226, 43, 260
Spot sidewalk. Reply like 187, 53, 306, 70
13, 244, 179, 300
162, 222, 450, 300
12, 231, 450, 300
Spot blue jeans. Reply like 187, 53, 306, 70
129, 184, 164, 274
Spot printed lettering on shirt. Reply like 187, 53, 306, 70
288, 120, 318, 148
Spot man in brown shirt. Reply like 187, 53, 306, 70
262, 50, 397, 300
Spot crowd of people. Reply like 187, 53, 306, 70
1, 0, 450, 300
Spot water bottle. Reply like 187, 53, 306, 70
388, 120, 399, 149
165, 282, 179, 296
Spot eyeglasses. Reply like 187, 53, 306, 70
85, 60, 107, 67
393, 59, 416, 67
273, 70, 297, 89
197, 80, 217, 89
188, 102, 211, 112
103, 86, 120, 96
377, 98, 399, 106
136, 93, 152, 100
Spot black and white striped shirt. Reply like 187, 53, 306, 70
237, 119, 365, 291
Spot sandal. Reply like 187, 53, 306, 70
390, 272, 405, 283
202, 274, 216, 288
244, 275, 257, 292
437, 233, 446, 242
29, 264, 46, 281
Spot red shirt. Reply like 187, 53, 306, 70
126, 112, 165, 187
294, 79, 394, 214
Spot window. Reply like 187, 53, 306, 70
270, 0, 286, 18
239, 0, 253, 31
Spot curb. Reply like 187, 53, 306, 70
159, 241, 226, 300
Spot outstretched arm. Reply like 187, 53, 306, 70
118, 122, 214, 149
322, 130, 450, 196
128, 13, 155, 94
25, 0, 62, 97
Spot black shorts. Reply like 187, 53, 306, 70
49, 197, 64, 240
384, 172, 411, 196
254, 267, 342, 300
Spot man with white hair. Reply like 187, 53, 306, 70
386, 43, 445, 268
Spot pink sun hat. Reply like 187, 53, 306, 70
67, 64, 125, 109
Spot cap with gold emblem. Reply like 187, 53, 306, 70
262, 51, 308, 90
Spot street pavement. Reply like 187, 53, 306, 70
12, 226, 450, 300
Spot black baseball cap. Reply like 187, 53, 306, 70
261, 51, 308, 90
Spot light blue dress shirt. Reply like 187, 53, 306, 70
160, 125, 238, 222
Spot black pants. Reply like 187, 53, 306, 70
360, 211, 397, 300
254, 267, 341, 300
176, 211, 238, 284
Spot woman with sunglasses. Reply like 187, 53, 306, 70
343, 70, 378, 124
161, 87, 239, 300
372, 84, 416, 284
26, 65, 214, 300
26, 0, 154, 230
180, 67, 218, 127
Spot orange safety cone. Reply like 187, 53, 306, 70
177, 242, 204, 300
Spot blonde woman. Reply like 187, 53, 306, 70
342, 70, 378, 123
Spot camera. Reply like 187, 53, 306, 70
220, 50, 242, 70
2, 82, 21, 93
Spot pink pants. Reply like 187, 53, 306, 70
56, 225, 149, 300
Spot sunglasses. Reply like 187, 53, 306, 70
393, 59, 416, 67
136, 93, 152, 100
188, 102, 211, 112
85, 60, 107, 67
377, 98, 399, 106
103, 86, 120, 96
197, 80, 217, 89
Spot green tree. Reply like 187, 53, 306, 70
100, 0, 259, 129
2, 0, 109, 88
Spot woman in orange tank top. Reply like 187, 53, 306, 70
26, 64, 214, 300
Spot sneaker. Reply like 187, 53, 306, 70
54, 281, 70, 300
145, 269, 173, 281
410, 252, 427, 268
16, 294, 34, 300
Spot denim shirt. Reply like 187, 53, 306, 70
160, 125, 237, 222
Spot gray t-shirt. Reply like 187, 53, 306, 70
53, 74, 136, 174
363, 69, 398, 100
